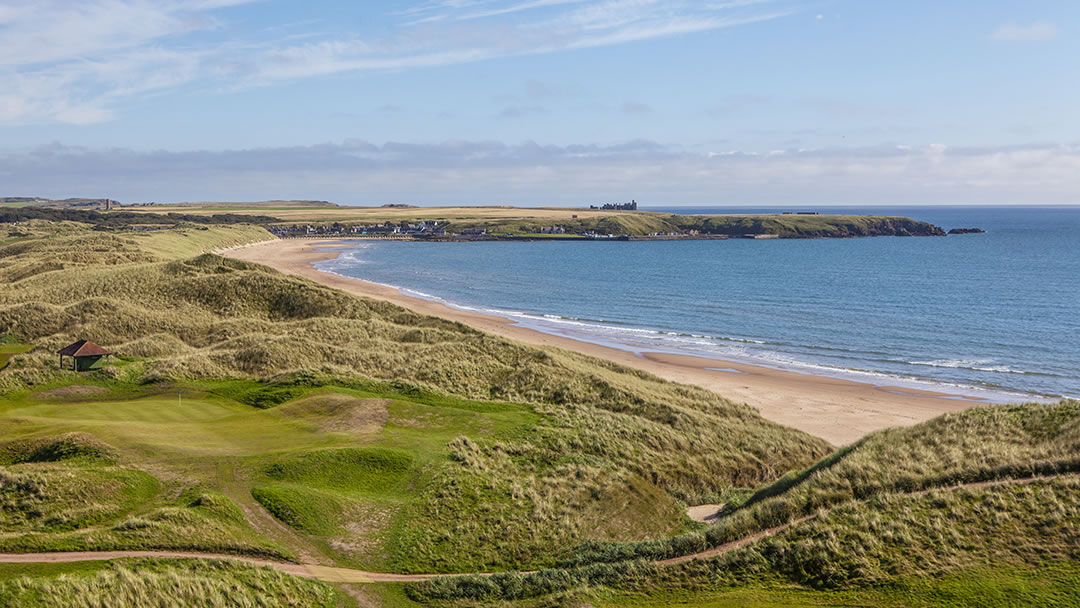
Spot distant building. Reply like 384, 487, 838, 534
589, 200, 638, 211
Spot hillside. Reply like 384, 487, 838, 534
0, 223, 830, 603
1, 222, 1073, 607
410, 400, 1080, 606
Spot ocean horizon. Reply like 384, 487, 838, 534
315, 206, 1080, 401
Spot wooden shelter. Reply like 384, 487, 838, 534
58, 340, 112, 372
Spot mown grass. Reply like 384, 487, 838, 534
0, 558, 350, 608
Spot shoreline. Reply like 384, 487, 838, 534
224, 238, 1000, 446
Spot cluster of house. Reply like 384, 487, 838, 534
645, 229, 700, 237
537, 225, 567, 234
267, 221, 446, 237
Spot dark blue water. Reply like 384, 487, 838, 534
315, 207, 1080, 400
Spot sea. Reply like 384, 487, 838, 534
314, 206, 1080, 401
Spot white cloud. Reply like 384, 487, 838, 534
0, 0, 258, 125
4, 140, 1079, 205
990, 21, 1059, 42
0, 0, 798, 125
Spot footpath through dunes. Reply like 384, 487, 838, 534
0, 472, 1075, 585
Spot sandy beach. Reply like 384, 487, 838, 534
224, 238, 985, 446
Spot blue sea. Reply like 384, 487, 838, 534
314, 207, 1080, 401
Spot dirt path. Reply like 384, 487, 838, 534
222, 481, 329, 567
0, 473, 1073, 584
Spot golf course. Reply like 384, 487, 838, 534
1, 220, 1078, 607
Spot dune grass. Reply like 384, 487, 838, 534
6, 221, 1071, 607
0, 558, 349, 608
0, 223, 831, 574
556, 400, 1080, 569
406, 401, 1080, 604
589, 562, 1080, 608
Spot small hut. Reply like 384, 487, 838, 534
58, 340, 112, 372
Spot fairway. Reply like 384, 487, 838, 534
1, 391, 351, 457
9, 394, 239, 423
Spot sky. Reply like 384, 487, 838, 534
1, 0, 1078, 206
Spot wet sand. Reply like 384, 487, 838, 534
223, 238, 984, 446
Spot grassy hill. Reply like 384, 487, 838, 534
2, 222, 1073, 607
0, 223, 831, 603
409, 400, 1080, 605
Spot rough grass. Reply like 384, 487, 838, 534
408, 477, 1080, 604
0, 558, 348, 608
0, 480, 292, 559
407, 402, 1080, 603
0, 224, 830, 572
0, 464, 158, 533
0, 432, 117, 465
560, 400, 1080, 568
589, 562, 1080, 608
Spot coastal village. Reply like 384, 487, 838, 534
264, 219, 740, 241
261, 200, 745, 241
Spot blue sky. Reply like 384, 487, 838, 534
1, 0, 1078, 205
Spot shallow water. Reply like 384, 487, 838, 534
315, 206, 1080, 400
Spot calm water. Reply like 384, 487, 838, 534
315, 207, 1080, 400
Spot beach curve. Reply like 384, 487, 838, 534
222, 237, 989, 446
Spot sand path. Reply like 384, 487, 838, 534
221, 238, 1001, 446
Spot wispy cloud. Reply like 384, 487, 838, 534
5, 140, 1078, 205
0, 0, 258, 125
245, 1, 796, 85
990, 21, 1059, 42
0, 0, 797, 125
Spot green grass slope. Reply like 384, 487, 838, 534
0, 224, 829, 577
408, 400, 1080, 605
